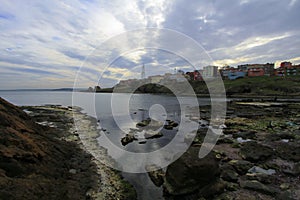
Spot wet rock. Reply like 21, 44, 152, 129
197, 179, 226, 198
277, 132, 296, 140
121, 134, 137, 146
221, 169, 239, 182
229, 160, 254, 175
217, 137, 234, 144
232, 131, 257, 139
0, 98, 104, 199
146, 165, 165, 187
225, 182, 239, 191
0, 159, 26, 177
240, 180, 278, 195
245, 173, 276, 184
136, 118, 162, 130
280, 183, 290, 190
240, 141, 274, 162
282, 162, 300, 176
136, 119, 150, 127
163, 124, 174, 130
292, 162, 300, 175
277, 190, 299, 200
164, 147, 220, 196
144, 131, 163, 139
276, 143, 300, 161
163, 120, 178, 130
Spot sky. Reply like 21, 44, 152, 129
0, 0, 300, 89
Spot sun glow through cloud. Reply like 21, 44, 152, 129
0, 0, 299, 89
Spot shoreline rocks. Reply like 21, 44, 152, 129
160, 100, 300, 199
0, 97, 136, 200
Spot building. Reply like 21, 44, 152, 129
238, 63, 275, 76
219, 66, 236, 79
149, 75, 164, 84
228, 71, 246, 80
193, 70, 203, 81
275, 67, 285, 76
237, 64, 249, 72
248, 67, 265, 77
262, 63, 275, 76
185, 70, 203, 81
280, 61, 292, 68
203, 66, 218, 78
275, 62, 300, 76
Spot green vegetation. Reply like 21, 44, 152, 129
93, 76, 300, 97
223, 76, 300, 96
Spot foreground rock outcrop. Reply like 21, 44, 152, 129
164, 147, 222, 198
0, 97, 136, 200
145, 100, 300, 199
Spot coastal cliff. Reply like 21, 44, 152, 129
0, 97, 136, 200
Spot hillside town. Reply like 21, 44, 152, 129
116, 61, 300, 89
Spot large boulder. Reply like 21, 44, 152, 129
229, 159, 254, 175
164, 147, 220, 196
240, 141, 274, 162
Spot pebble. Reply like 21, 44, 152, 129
69, 169, 77, 174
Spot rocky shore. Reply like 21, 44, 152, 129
153, 100, 300, 199
2, 95, 300, 200
0, 97, 136, 200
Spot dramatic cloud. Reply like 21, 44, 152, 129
0, 0, 299, 89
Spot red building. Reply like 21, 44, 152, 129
275, 62, 300, 76
280, 61, 292, 68
247, 67, 265, 77
186, 70, 204, 81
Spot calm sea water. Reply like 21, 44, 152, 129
0, 91, 212, 154
0, 91, 213, 200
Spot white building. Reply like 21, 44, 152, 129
203, 66, 218, 78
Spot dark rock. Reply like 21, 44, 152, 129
277, 190, 299, 200
0, 159, 25, 177
282, 162, 300, 176
229, 160, 254, 175
0, 97, 102, 199
163, 124, 174, 130
121, 134, 137, 146
225, 182, 239, 191
217, 137, 234, 144
232, 131, 256, 139
163, 120, 178, 130
168, 120, 178, 128
276, 143, 300, 161
245, 173, 276, 184
198, 179, 226, 198
144, 131, 163, 139
221, 169, 239, 182
136, 118, 150, 127
240, 141, 274, 162
164, 147, 220, 196
277, 132, 296, 140
240, 180, 278, 195
292, 162, 300, 175
146, 165, 165, 187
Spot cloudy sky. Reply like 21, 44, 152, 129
1, 0, 300, 89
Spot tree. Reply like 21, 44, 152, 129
88, 87, 94, 92
94, 85, 101, 92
